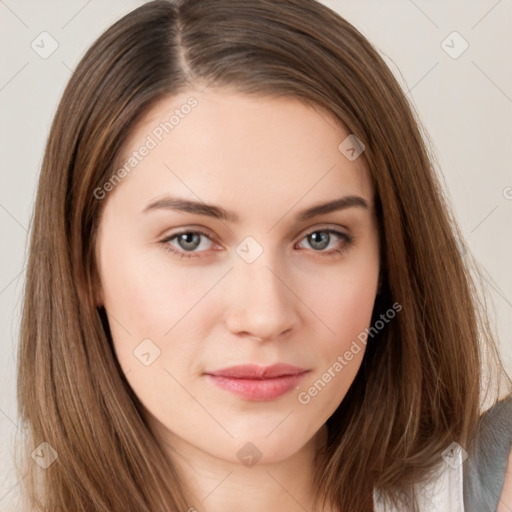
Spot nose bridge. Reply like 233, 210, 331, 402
224, 241, 299, 339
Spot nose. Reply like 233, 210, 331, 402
223, 253, 301, 342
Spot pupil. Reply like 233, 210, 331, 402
176, 232, 331, 252
179, 233, 200, 250
310, 231, 329, 250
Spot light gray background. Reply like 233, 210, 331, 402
1, 1, 511, 509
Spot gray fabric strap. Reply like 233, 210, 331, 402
463, 394, 512, 512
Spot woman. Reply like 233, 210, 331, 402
16, 0, 512, 511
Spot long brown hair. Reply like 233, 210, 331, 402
16, 0, 511, 510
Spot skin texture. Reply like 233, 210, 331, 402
95, 88, 380, 512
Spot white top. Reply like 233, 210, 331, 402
373, 447, 465, 512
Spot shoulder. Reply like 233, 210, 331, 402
463, 394, 512, 512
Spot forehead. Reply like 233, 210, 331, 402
110, 88, 374, 220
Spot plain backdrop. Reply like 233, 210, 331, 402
1, 1, 511, 509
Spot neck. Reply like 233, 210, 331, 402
157, 424, 333, 512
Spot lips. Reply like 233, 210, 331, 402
204, 363, 309, 401
206, 363, 308, 379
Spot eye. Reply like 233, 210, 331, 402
161, 229, 216, 258
296, 228, 354, 257
160, 227, 354, 259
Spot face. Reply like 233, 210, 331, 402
95, 88, 380, 465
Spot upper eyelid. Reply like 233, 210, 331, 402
162, 224, 350, 247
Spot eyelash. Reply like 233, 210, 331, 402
160, 228, 354, 259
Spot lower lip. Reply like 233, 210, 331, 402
205, 372, 308, 401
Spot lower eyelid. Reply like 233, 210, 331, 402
297, 230, 351, 249
163, 230, 215, 253
162, 228, 351, 256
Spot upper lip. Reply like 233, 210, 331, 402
205, 363, 308, 379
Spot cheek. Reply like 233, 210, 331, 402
97, 250, 198, 411
306, 257, 379, 349
99, 245, 219, 371
296, 266, 377, 413
328, 280, 377, 347
297, 252, 379, 410
101, 245, 196, 329
310, 286, 376, 402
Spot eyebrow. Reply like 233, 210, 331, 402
142, 194, 368, 222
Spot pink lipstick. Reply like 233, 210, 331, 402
204, 363, 309, 401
